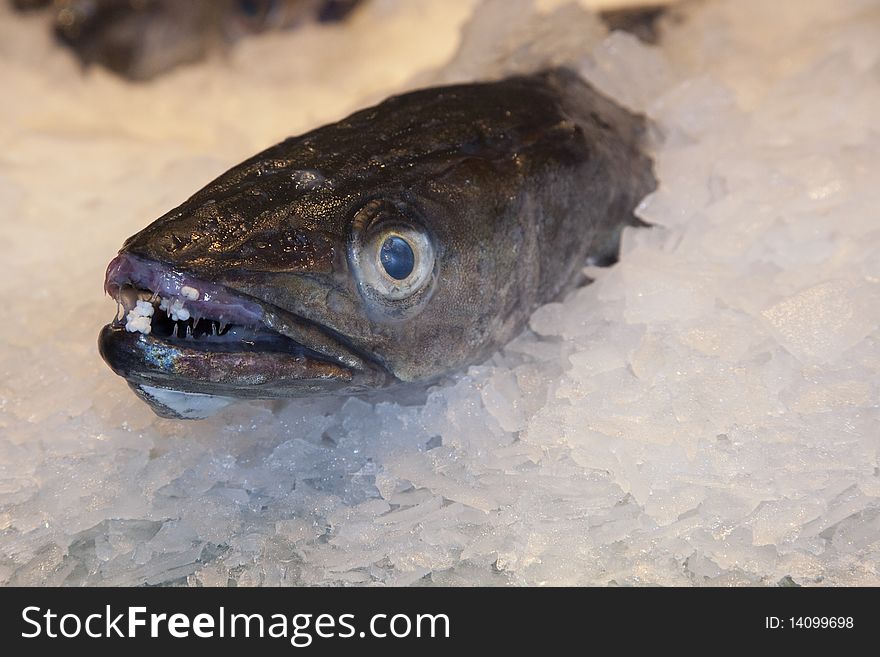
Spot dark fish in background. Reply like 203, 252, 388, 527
10, 0, 51, 10
9, 1, 674, 80
9, 0, 363, 80
599, 3, 668, 44
98, 68, 656, 418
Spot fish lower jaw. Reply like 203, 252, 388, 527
98, 322, 361, 405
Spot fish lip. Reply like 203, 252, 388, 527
101, 252, 389, 389
98, 324, 367, 398
104, 252, 265, 326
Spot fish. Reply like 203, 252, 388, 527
10, 1, 674, 80
599, 3, 669, 45
98, 67, 656, 419
37, 0, 363, 81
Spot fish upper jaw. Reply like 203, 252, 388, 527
99, 252, 390, 403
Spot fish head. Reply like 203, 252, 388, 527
99, 124, 532, 417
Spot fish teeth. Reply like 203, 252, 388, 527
117, 286, 139, 313
130, 293, 227, 339
159, 296, 190, 322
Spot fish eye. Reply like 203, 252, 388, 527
349, 202, 436, 310
360, 226, 433, 301
379, 236, 415, 280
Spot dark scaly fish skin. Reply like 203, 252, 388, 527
46, 0, 362, 81
99, 68, 656, 418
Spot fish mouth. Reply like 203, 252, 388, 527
99, 253, 389, 404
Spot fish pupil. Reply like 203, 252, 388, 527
379, 236, 415, 280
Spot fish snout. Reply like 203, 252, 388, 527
123, 203, 339, 276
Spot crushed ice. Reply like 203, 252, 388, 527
125, 299, 155, 334
180, 286, 199, 301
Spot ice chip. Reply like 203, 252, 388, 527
2, 0, 879, 587
762, 280, 880, 363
